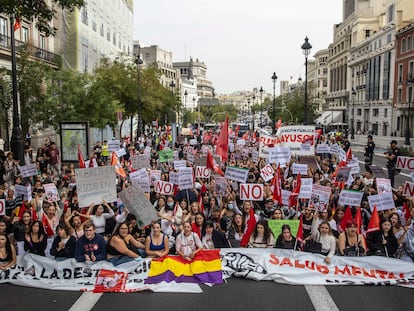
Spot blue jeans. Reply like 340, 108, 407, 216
108, 255, 135, 266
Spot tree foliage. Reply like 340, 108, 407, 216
1, 0, 84, 36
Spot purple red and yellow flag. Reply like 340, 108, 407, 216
145, 249, 223, 284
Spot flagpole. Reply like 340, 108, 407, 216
9, 15, 24, 163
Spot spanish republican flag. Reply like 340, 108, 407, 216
145, 249, 222, 284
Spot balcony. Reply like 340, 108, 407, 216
0, 34, 61, 68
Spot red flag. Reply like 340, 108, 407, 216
251, 131, 257, 142
206, 151, 224, 176
296, 214, 304, 243
78, 145, 86, 168
42, 213, 54, 237
288, 173, 301, 207
89, 157, 95, 168
355, 207, 362, 235
198, 193, 204, 214
403, 201, 411, 223
272, 164, 283, 205
346, 147, 353, 161
215, 115, 229, 162
367, 205, 380, 233
242, 130, 249, 141
13, 18, 21, 32
240, 207, 257, 247
111, 152, 127, 178
200, 183, 207, 194
339, 206, 353, 232
234, 125, 240, 137
315, 129, 322, 138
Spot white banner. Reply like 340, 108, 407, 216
155, 180, 174, 195
292, 163, 308, 175
221, 248, 414, 288
338, 190, 364, 207
18, 164, 37, 178
260, 164, 274, 182
224, 166, 249, 183
274, 125, 315, 156
75, 166, 117, 207
258, 133, 276, 158
239, 183, 264, 201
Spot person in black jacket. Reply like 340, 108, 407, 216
50, 223, 76, 260
366, 218, 398, 257
201, 220, 230, 249
364, 135, 375, 171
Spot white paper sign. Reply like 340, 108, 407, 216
195, 166, 211, 179
169, 172, 179, 185
329, 144, 340, 154
367, 192, 396, 211
130, 154, 150, 169
316, 144, 330, 154
298, 178, 313, 199
149, 170, 161, 186
281, 189, 292, 206
224, 166, 249, 183
108, 140, 121, 152
174, 160, 187, 169
14, 184, 32, 201
268, 147, 291, 165
292, 163, 308, 175
376, 178, 392, 194
239, 183, 264, 201
338, 190, 364, 207
43, 183, 60, 202
116, 148, 127, 158
75, 166, 117, 207
155, 180, 174, 195
18, 164, 37, 178
178, 174, 194, 190
346, 161, 360, 175
260, 164, 275, 182
0, 199, 5, 216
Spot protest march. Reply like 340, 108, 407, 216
1, 118, 414, 293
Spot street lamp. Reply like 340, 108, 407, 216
271, 72, 278, 132
301, 36, 312, 125
405, 77, 414, 146
259, 87, 264, 128
135, 48, 143, 139
351, 88, 356, 139
10, 15, 24, 164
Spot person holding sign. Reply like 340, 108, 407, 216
310, 212, 336, 264
366, 218, 398, 257
0, 233, 16, 271
338, 220, 366, 257
82, 201, 115, 236
275, 224, 300, 250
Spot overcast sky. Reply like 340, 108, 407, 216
133, 0, 343, 95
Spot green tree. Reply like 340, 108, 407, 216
1, 0, 84, 36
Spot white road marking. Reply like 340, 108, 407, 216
69, 292, 103, 311
305, 285, 339, 311
357, 160, 410, 178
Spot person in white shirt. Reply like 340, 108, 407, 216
311, 212, 336, 264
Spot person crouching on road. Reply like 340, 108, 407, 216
75, 221, 106, 263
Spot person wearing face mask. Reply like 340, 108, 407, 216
157, 195, 182, 248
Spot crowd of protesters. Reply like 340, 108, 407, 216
0, 124, 414, 272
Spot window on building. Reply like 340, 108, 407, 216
372, 123, 378, 135
373, 109, 379, 117
82, 41, 88, 72
81, 1, 88, 25
357, 108, 361, 116
408, 36, 412, 51
323, 79, 327, 87
92, 9, 97, 31
408, 85, 413, 104
0, 16, 7, 42
402, 39, 406, 54
22, 26, 29, 42
323, 68, 328, 75
388, 3, 395, 23
365, 30, 370, 38
398, 64, 403, 84
387, 34, 392, 44
100, 17, 104, 36
398, 88, 402, 103
384, 109, 388, 118
107, 27, 110, 41
409, 61, 414, 79
113, 31, 116, 45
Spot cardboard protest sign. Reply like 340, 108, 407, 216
155, 180, 174, 195
298, 178, 313, 199
299, 156, 318, 170
214, 176, 227, 196
260, 164, 275, 182
130, 154, 150, 169
14, 184, 32, 201
43, 183, 60, 202
118, 184, 158, 226
268, 147, 291, 165
195, 166, 211, 179
169, 172, 179, 185
107, 140, 121, 152
309, 184, 331, 212
18, 164, 37, 178
224, 166, 249, 183
292, 163, 308, 175
239, 183, 264, 201
75, 166, 117, 207
338, 190, 364, 207
268, 219, 300, 239
367, 192, 395, 212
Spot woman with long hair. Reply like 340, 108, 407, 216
228, 214, 246, 247
0, 233, 16, 271
145, 221, 169, 258
366, 217, 398, 257
275, 224, 300, 250
248, 220, 275, 248
24, 220, 47, 256
338, 220, 366, 256
310, 212, 336, 264
12, 210, 32, 255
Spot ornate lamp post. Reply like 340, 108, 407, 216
301, 36, 312, 125
271, 72, 278, 132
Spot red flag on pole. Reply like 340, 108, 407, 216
111, 152, 127, 178
215, 115, 229, 162
339, 206, 353, 232
42, 213, 54, 237
206, 151, 224, 176
367, 205, 380, 233
78, 145, 86, 168
403, 201, 411, 223
272, 164, 283, 206
296, 214, 304, 243
288, 173, 301, 207
240, 207, 257, 247
355, 207, 362, 235
346, 147, 353, 162
13, 18, 21, 32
